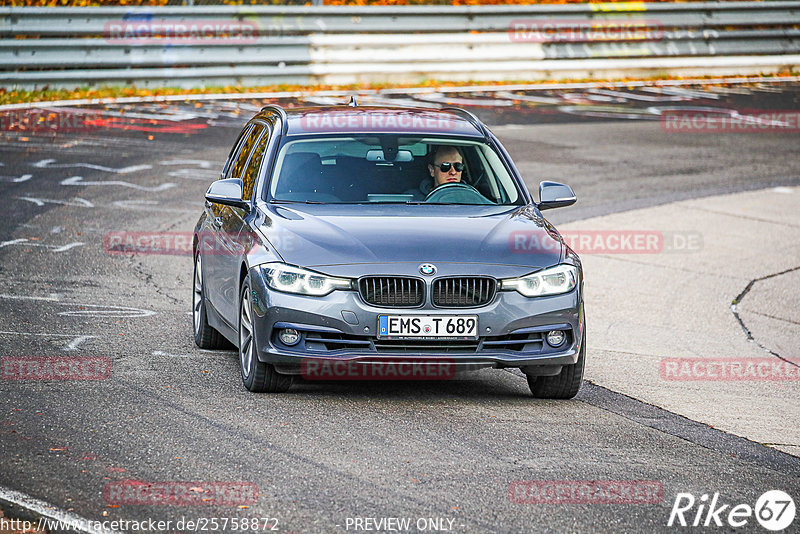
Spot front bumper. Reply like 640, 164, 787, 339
248, 267, 584, 376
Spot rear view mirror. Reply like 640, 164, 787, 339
366, 149, 413, 162
538, 181, 577, 210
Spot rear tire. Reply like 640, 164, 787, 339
239, 276, 293, 393
528, 333, 585, 399
193, 252, 227, 349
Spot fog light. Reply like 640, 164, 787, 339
546, 330, 566, 347
279, 328, 300, 346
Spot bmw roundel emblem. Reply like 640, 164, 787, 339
419, 263, 437, 276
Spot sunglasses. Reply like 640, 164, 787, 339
434, 161, 465, 172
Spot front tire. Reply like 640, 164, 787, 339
193, 252, 226, 349
239, 276, 293, 393
528, 333, 585, 399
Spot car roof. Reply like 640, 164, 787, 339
255, 105, 487, 138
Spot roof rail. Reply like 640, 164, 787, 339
441, 107, 488, 139
260, 104, 288, 135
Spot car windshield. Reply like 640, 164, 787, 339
266, 136, 523, 205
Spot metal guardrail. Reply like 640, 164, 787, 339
1, 2, 799, 89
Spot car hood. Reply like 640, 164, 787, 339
258, 204, 563, 269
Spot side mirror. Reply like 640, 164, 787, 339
205, 179, 250, 210
537, 181, 577, 210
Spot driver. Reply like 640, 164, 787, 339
428, 145, 465, 189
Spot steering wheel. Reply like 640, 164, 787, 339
424, 182, 493, 204
471, 171, 488, 191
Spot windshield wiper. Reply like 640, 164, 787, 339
346, 201, 428, 205
270, 199, 324, 204
420, 202, 497, 205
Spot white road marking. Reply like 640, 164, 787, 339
61, 176, 176, 192
52, 242, 84, 252
64, 335, 95, 351
0, 293, 62, 301
0, 292, 155, 320
58, 304, 156, 318
18, 196, 95, 208
589, 88, 689, 102
93, 108, 200, 122
159, 159, 212, 168
152, 350, 193, 358
412, 92, 514, 107
641, 86, 721, 99
112, 199, 198, 213
0, 238, 29, 248
152, 349, 232, 358
34, 158, 152, 174
0, 174, 32, 183
0, 75, 798, 112
773, 187, 794, 194
0, 484, 122, 534
166, 168, 218, 180
493, 91, 562, 104
0, 238, 84, 252
113, 199, 157, 209
0, 330, 88, 336
0, 330, 98, 352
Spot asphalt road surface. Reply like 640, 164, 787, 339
0, 82, 799, 534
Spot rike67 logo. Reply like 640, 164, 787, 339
668, 490, 795, 531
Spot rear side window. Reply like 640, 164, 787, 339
222, 124, 253, 180
227, 124, 265, 180
242, 125, 271, 201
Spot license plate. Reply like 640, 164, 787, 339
378, 315, 478, 339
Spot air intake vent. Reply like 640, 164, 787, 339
359, 276, 424, 307
432, 277, 496, 307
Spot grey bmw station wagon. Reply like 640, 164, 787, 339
193, 102, 585, 398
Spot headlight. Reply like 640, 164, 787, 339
500, 264, 578, 297
260, 263, 352, 296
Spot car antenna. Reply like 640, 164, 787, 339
348, 96, 358, 107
